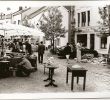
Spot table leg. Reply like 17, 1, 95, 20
45, 69, 57, 87
71, 72, 74, 91
51, 69, 57, 87
66, 68, 68, 83
77, 77, 79, 84
44, 69, 51, 81
83, 75, 86, 91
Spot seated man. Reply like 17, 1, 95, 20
27, 53, 37, 71
16, 54, 35, 77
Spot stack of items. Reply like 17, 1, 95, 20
91, 57, 107, 66
81, 54, 94, 63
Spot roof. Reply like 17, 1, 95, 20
28, 7, 47, 19
4, 7, 31, 19
64, 6, 71, 11
12, 7, 31, 16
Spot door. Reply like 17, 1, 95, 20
90, 34, 94, 50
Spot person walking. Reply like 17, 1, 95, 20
38, 41, 45, 63
64, 43, 71, 63
76, 42, 82, 62
25, 40, 32, 55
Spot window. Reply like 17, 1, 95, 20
0, 13, 5, 20
87, 11, 90, 26
81, 12, 86, 27
19, 6, 22, 11
78, 13, 80, 27
18, 20, 20, 24
101, 37, 107, 49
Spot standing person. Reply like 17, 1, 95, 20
19, 40, 23, 51
35, 41, 39, 52
76, 42, 82, 62
25, 40, 32, 55
23, 43, 26, 53
64, 43, 71, 63
38, 41, 45, 63
16, 41, 20, 52
12, 41, 20, 52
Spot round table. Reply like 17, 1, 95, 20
44, 65, 58, 87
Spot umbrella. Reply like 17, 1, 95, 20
0, 22, 45, 39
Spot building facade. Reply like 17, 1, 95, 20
74, 5, 110, 54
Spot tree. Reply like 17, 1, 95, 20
39, 7, 67, 53
97, 6, 110, 37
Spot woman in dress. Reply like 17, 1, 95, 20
76, 42, 82, 62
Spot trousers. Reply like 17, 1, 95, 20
38, 53, 44, 63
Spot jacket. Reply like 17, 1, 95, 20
38, 44, 45, 54
64, 45, 71, 55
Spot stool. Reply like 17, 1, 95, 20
9, 67, 18, 77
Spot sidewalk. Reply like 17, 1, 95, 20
0, 50, 110, 93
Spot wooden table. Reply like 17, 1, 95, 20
66, 64, 87, 91
44, 64, 58, 87
0, 60, 11, 78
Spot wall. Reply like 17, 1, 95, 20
12, 14, 21, 25
57, 6, 68, 47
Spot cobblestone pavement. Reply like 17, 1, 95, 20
0, 50, 110, 93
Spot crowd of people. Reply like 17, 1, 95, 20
0, 37, 83, 77
0, 38, 46, 77
5, 39, 38, 55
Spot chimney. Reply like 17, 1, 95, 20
19, 6, 23, 11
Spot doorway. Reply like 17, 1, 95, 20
90, 34, 94, 50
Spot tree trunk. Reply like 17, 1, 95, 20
50, 39, 52, 47
52, 35, 55, 53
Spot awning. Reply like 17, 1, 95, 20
0, 22, 45, 37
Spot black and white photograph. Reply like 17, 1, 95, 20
0, 0, 110, 99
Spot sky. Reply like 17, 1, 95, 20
0, 1, 110, 14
